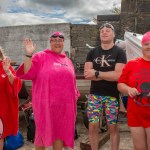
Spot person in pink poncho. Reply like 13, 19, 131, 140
16, 31, 80, 150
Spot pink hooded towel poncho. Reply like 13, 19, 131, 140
16, 49, 80, 148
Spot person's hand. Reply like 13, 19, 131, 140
127, 87, 140, 98
24, 38, 36, 56
84, 69, 95, 79
2, 57, 11, 73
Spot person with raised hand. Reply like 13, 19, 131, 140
0, 47, 22, 149
16, 31, 80, 150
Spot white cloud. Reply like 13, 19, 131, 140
0, 0, 10, 12
87, 21, 97, 25
0, 0, 121, 27
16, 0, 26, 7
0, 13, 67, 27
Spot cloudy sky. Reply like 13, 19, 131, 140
0, 0, 121, 27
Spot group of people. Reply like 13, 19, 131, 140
0, 23, 150, 150
84, 25, 150, 150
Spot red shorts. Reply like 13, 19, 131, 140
127, 99, 150, 128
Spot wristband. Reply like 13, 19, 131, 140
25, 54, 32, 58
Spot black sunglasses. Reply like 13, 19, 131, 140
99, 23, 114, 31
51, 34, 64, 39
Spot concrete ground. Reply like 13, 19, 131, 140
101, 123, 133, 150
18, 110, 133, 150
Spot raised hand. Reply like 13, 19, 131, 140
2, 57, 11, 73
24, 38, 36, 56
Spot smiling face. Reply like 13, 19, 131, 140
100, 27, 115, 44
50, 37, 64, 54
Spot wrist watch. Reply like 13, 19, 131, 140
95, 71, 99, 79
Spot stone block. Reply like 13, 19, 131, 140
138, 1, 150, 12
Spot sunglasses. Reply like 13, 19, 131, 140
99, 23, 114, 31
50, 39, 64, 43
50, 34, 64, 39
134, 94, 150, 107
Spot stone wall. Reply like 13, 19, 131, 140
97, 0, 150, 38
121, 0, 150, 34
71, 24, 99, 63
0, 23, 70, 64
0, 0, 150, 65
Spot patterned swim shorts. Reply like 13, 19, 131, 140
87, 94, 119, 124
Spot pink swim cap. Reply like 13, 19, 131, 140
50, 31, 64, 39
141, 31, 150, 45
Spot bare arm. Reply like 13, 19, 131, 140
23, 38, 36, 73
24, 57, 32, 73
84, 62, 102, 81
99, 63, 125, 81
118, 83, 140, 98
3, 57, 14, 84
6, 71, 15, 85
84, 62, 125, 81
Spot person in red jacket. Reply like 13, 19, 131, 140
118, 31, 150, 150
0, 47, 22, 149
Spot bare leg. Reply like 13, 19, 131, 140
53, 140, 63, 150
108, 124, 120, 150
119, 95, 127, 112
89, 122, 99, 150
35, 146, 45, 150
145, 127, 150, 150
0, 139, 4, 150
130, 127, 147, 150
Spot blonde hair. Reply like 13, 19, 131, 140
0, 46, 5, 60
